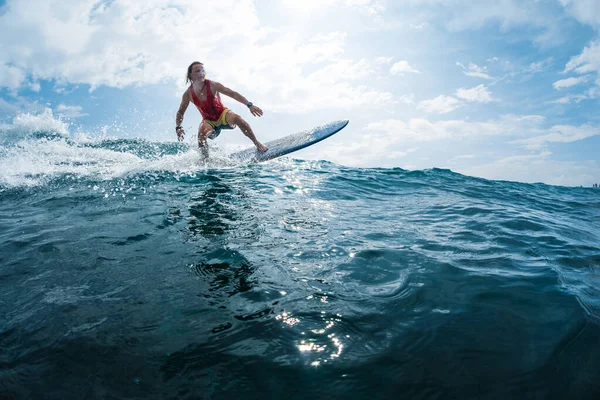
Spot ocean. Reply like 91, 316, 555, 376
1, 119, 600, 399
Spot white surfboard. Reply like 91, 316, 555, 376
230, 120, 349, 163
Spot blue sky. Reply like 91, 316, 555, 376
1, 0, 599, 186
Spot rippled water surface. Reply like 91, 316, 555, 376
1, 136, 600, 399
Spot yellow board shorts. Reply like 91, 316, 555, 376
204, 109, 236, 139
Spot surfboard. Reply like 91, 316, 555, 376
230, 120, 349, 163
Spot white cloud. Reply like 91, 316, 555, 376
549, 94, 588, 104
266, 82, 393, 113
409, 22, 429, 29
390, 61, 420, 75
29, 82, 41, 92
0, 0, 255, 89
457, 62, 493, 80
559, 0, 600, 28
459, 153, 600, 186
512, 124, 600, 149
281, 0, 386, 16
553, 76, 588, 89
0, 63, 27, 90
363, 114, 594, 147
56, 104, 88, 119
435, 0, 566, 46
364, 118, 506, 142
306, 59, 373, 85
376, 57, 393, 65
565, 40, 600, 75
0, 98, 20, 114
526, 58, 553, 74
551, 96, 573, 104
280, 0, 338, 14
316, 133, 418, 166
389, 0, 568, 47
332, 113, 574, 170
588, 86, 600, 98
417, 95, 461, 114
364, 3, 386, 15
450, 154, 476, 161
446, 1, 532, 31
396, 94, 415, 105
0, 0, 390, 113
455, 84, 493, 103
343, 0, 386, 15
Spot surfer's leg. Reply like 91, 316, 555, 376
226, 111, 268, 152
198, 122, 214, 159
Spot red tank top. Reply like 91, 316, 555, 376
189, 80, 226, 121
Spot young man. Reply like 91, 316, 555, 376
175, 61, 268, 158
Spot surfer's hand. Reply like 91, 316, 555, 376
176, 128, 185, 141
249, 105, 263, 117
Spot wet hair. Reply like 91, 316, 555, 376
185, 61, 203, 85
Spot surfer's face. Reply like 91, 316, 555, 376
192, 65, 206, 81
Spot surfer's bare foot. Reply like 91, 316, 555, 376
256, 142, 268, 152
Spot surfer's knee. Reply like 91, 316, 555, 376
236, 117, 251, 133
198, 123, 214, 139
230, 113, 250, 131
199, 130, 214, 140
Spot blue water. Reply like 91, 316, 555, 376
1, 124, 600, 399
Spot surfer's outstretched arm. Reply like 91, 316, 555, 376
175, 92, 190, 141
212, 82, 263, 117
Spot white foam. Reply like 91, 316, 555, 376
11, 108, 70, 137
0, 137, 214, 187
0, 136, 251, 188
0, 108, 256, 188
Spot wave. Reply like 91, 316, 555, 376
0, 108, 244, 188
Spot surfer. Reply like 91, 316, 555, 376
175, 61, 268, 158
